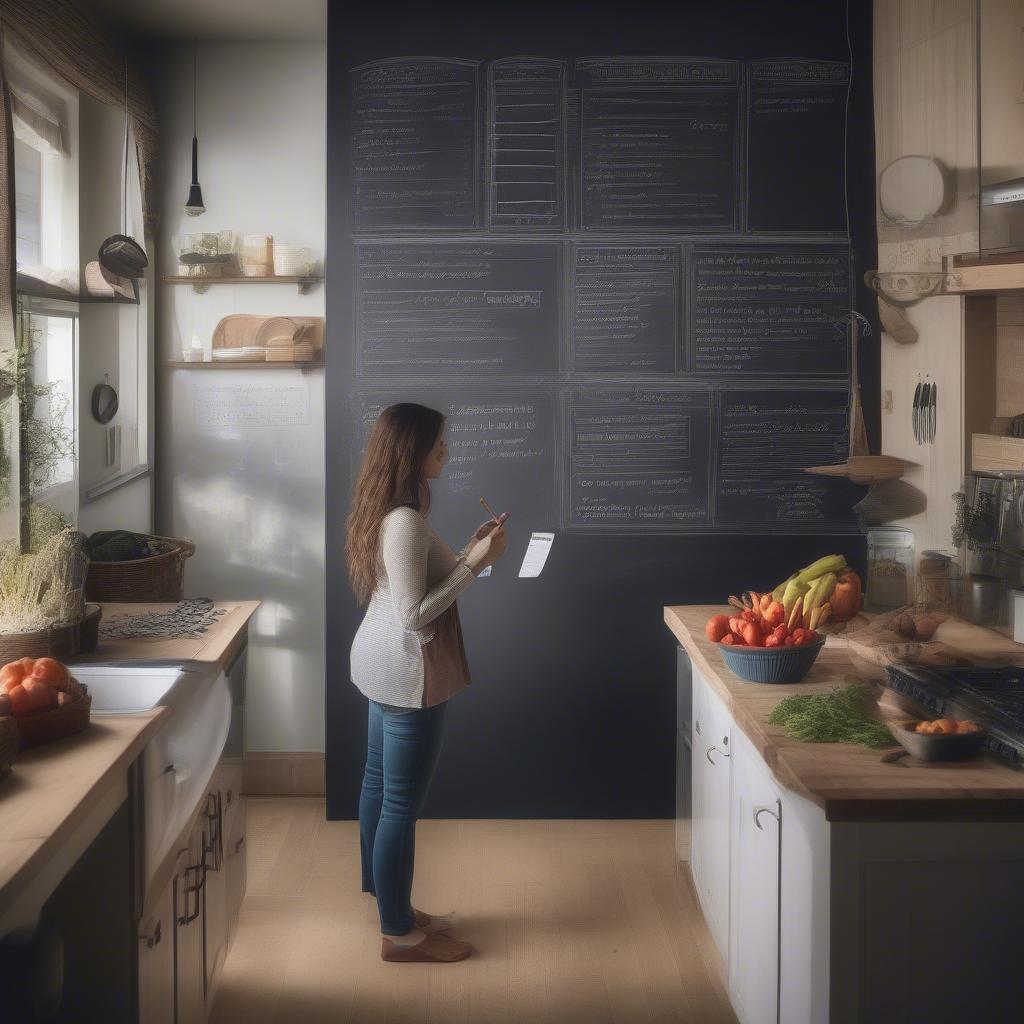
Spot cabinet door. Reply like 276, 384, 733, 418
691, 669, 732, 959
203, 791, 228, 997
174, 825, 207, 1024
729, 732, 782, 1024
138, 876, 175, 1024
224, 801, 247, 950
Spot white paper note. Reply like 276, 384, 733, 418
518, 532, 554, 578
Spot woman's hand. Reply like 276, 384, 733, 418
465, 525, 508, 575
470, 519, 499, 543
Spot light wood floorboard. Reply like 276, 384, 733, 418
210, 798, 737, 1024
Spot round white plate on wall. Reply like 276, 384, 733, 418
879, 155, 949, 225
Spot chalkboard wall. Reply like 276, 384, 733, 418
326, 0, 878, 818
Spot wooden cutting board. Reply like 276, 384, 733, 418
211, 315, 325, 351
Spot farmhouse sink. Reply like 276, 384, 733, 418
71, 663, 231, 895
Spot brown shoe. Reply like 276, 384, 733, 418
381, 932, 473, 963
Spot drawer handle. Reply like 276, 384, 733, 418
695, 720, 701, 736
753, 805, 780, 831
706, 745, 730, 765
178, 851, 208, 925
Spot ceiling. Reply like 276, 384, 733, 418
85, 0, 326, 41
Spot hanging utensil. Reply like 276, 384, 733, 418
98, 58, 148, 280
912, 380, 922, 444
929, 382, 937, 443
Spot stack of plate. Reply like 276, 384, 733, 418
273, 243, 313, 277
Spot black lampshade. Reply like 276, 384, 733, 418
184, 135, 205, 216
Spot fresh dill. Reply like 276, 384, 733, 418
768, 685, 893, 749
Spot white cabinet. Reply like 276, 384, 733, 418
690, 667, 732, 960
729, 728, 782, 1024
202, 791, 227, 997
174, 822, 208, 1024
138, 876, 175, 1024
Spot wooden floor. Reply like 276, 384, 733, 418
210, 798, 737, 1024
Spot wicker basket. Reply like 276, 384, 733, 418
0, 604, 103, 662
85, 534, 196, 603
13, 684, 91, 750
0, 716, 17, 782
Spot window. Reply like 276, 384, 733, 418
14, 138, 41, 268
7, 55, 77, 293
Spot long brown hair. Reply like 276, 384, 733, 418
346, 403, 445, 604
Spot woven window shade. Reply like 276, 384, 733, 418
10, 85, 66, 155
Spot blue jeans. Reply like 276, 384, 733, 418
358, 699, 447, 935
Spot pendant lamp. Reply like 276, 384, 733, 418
185, 40, 205, 216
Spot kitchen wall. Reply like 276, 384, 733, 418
873, 0, 978, 557
153, 40, 326, 757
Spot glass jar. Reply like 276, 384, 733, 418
866, 528, 914, 611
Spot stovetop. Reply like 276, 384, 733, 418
884, 664, 1024, 765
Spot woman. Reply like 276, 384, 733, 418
346, 403, 508, 963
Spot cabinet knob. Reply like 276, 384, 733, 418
695, 720, 701, 736
139, 917, 162, 948
706, 745, 729, 765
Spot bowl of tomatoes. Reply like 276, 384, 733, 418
0, 657, 90, 749
707, 609, 826, 684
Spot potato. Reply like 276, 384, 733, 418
912, 614, 941, 641
895, 612, 917, 638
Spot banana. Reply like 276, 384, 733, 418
787, 597, 804, 631
810, 602, 832, 631
781, 578, 808, 619
772, 573, 798, 603
796, 555, 848, 586
803, 572, 838, 617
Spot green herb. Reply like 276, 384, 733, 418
768, 685, 893, 749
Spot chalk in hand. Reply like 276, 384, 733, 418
479, 496, 501, 524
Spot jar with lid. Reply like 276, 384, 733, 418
866, 528, 914, 610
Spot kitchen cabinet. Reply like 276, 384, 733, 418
138, 876, 175, 1024
203, 790, 227, 996
223, 775, 247, 952
174, 817, 208, 1024
729, 727, 782, 1024
690, 666, 732, 960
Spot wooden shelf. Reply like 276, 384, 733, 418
945, 253, 1024, 294
17, 275, 138, 305
168, 359, 322, 371
163, 275, 321, 295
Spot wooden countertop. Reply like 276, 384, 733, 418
72, 600, 260, 672
0, 709, 169, 920
665, 605, 1024, 822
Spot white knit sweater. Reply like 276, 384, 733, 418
350, 506, 475, 708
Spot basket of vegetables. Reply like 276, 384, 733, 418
0, 529, 98, 660
84, 531, 196, 603
0, 656, 90, 749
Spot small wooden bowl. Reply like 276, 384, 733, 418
13, 682, 91, 750
0, 715, 18, 782
889, 720, 987, 762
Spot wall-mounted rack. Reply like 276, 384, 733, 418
163, 275, 321, 295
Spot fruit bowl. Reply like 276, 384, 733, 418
717, 637, 826, 684
12, 681, 91, 749
888, 720, 987, 762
